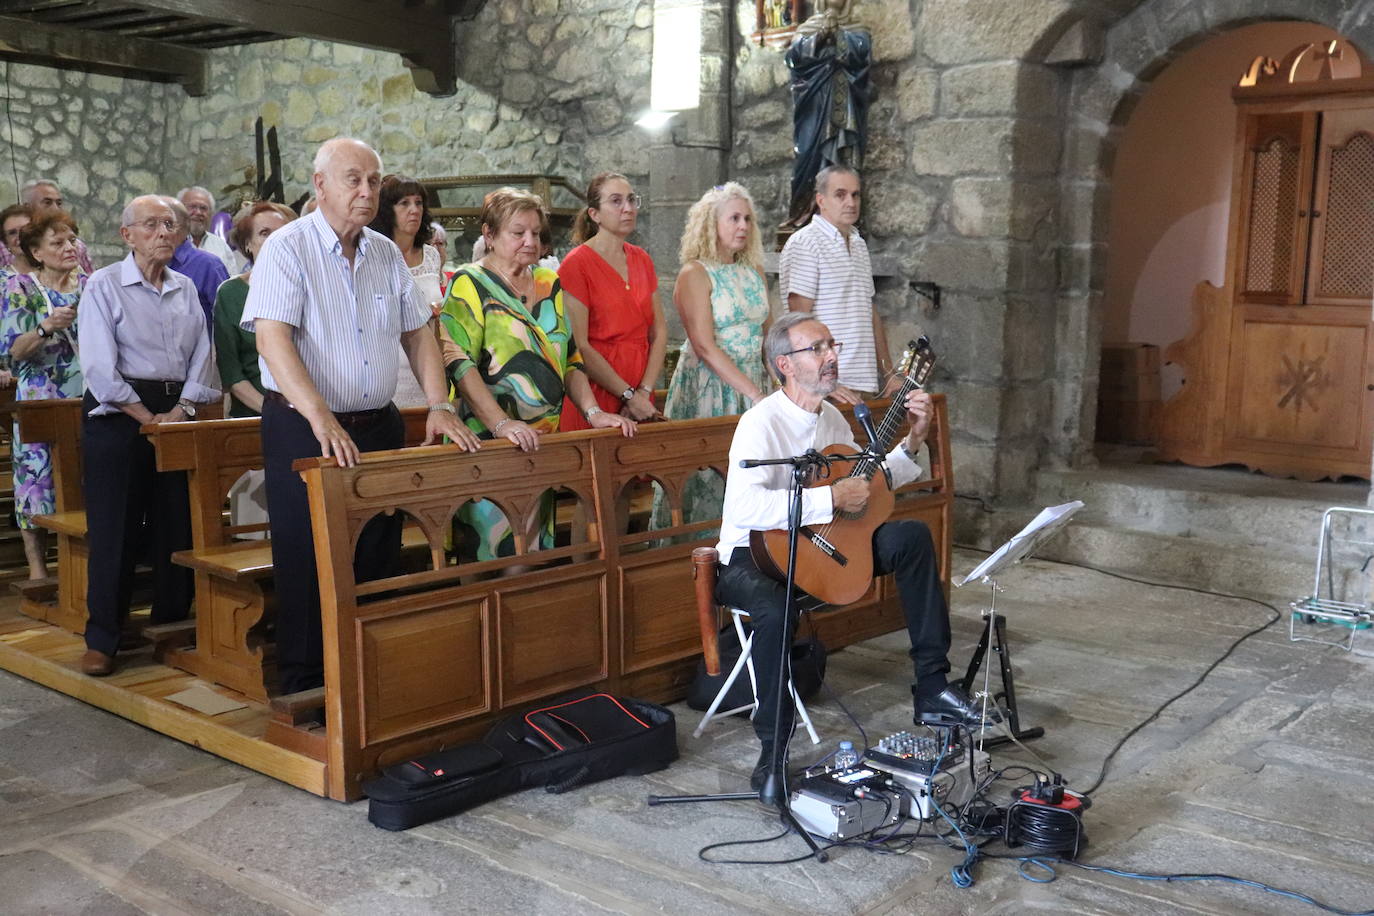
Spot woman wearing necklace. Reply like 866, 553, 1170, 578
558, 172, 667, 430
439, 187, 635, 561
369, 175, 445, 408
0, 210, 85, 579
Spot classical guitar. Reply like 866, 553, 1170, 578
748, 338, 937, 606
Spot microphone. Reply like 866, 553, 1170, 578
853, 402, 882, 453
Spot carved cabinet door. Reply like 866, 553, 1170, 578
1221, 107, 1374, 477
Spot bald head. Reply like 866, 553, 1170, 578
312, 138, 383, 239
119, 195, 177, 269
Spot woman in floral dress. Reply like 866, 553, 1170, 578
657, 182, 773, 528
0, 210, 84, 579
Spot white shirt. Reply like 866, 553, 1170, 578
196, 231, 242, 275
241, 209, 429, 412
778, 214, 878, 392
716, 390, 921, 563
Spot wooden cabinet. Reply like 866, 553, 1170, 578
1159, 40, 1374, 480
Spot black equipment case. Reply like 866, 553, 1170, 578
364, 693, 678, 831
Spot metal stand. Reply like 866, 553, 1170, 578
648, 449, 842, 863
1290, 506, 1374, 652
959, 578, 1044, 750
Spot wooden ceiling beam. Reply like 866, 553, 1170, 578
0, 11, 206, 94
125, 0, 481, 95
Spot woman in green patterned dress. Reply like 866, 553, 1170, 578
658, 182, 773, 527
439, 188, 635, 560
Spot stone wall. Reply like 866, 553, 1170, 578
729, 0, 1072, 499
0, 63, 181, 263
1, 0, 654, 265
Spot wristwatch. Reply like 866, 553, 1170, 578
36, 324, 51, 339
428, 402, 457, 415
585, 405, 604, 419
176, 398, 197, 419
620, 386, 636, 402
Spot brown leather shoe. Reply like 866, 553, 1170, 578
81, 649, 114, 676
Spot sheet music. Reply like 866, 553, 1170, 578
955, 501, 1084, 587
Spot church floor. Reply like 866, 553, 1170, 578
3, 549, 1372, 915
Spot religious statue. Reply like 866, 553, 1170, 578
784, 0, 871, 225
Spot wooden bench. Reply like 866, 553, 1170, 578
145, 408, 433, 701
17, 398, 86, 632
293, 397, 953, 800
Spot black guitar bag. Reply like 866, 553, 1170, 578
364, 692, 678, 831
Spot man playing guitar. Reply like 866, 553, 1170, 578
715, 311, 986, 790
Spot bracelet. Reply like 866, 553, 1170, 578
428, 402, 457, 415
585, 406, 604, 419
492, 417, 512, 434
636, 385, 653, 395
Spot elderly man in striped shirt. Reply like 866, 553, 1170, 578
778, 164, 902, 404
242, 137, 482, 699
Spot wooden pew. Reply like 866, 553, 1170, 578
16, 398, 86, 632
146, 408, 433, 701
294, 397, 953, 801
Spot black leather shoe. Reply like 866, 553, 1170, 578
750, 742, 775, 792
916, 685, 1001, 727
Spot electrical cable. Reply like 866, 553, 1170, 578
952, 541, 1282, 795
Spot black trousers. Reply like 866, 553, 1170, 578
262, 396, 404, 695
82, 391, 192, 656
714, 519, 953, 742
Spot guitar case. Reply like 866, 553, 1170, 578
364, 692, 678, 831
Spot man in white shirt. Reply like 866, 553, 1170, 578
715, 311, 983, 790
177, 186, 241, 274
778, 164, 900, 403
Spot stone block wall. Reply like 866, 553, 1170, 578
728, 0, 1078, 500
0, 0, 654, 265
0, 64, 180, 263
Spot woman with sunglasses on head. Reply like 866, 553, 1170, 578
558, 172, 667, 430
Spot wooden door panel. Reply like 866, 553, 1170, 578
496, 572, 607, 706
1238, 112, 1315, 304
618, 557, 702, 674
1306, 108, 1374, 306
360, 597, 490, 744
1225, 310, 1370, 452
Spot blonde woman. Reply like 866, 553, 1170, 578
659, 182, 772, 526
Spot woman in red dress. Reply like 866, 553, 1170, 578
559, 172, 667, 430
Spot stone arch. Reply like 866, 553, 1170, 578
1030, 0, 1366, 470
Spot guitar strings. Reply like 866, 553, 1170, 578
810, 355, 931, 540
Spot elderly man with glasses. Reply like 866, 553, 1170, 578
76, 194, 220, 676
713, 310, 983, 794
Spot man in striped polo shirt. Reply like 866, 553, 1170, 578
242, 137, 481, 698
778, 164, 900, 403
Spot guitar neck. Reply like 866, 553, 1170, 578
851, 377, 923, 481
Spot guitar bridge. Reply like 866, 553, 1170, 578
800, 527, 848, 566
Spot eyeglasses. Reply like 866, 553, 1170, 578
600, 193, 642, 210
783, 339, 843, 358
131, 218, 176, 233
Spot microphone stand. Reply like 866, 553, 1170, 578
647, 448, 835, 863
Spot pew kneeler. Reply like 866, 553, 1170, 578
689, 547, 821, 745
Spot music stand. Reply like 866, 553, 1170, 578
955, 501, 1083, 749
